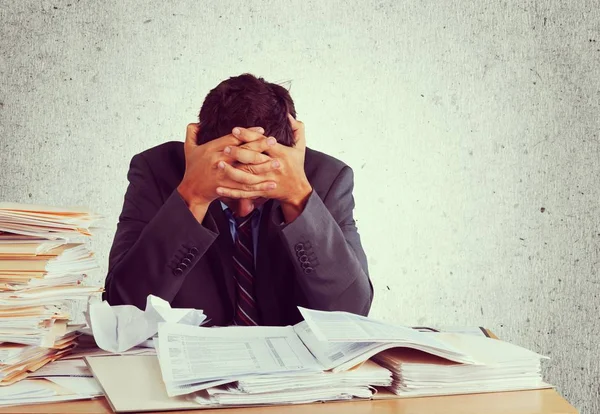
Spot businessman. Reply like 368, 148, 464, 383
103, 74, 373, 326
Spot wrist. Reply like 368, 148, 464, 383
177, 182, 210, 221
281, 180, 312, 223
285, 180, 312, 208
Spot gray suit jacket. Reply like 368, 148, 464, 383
103, 141, 373, 326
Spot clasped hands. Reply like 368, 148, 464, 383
177, 115, 312, 222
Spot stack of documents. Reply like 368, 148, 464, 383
85, 306, 552, 411
189, 360, 391, 406
155, 322, 393, 404
154, 304, 502, 406
0, 203, 103, 384
298, 307, 550, 397
0, 329, 80, 385
373, 334, 549, 397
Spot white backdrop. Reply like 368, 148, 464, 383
1, 1, 598, 412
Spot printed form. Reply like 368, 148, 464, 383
156, 322, 321, 395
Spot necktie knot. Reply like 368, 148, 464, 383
232, 209, 258, 229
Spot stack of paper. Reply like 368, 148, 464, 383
296, 307, 551, 398
373, 334, 549, 397
155, 322, 393, 404
0, 329, 82, 385
0, 203, 103, 385
0, 378, 98, 407
0, 203, 101, 241
86, 306, 552, 411
189, 360, 391, 406
0, 357, 106, 408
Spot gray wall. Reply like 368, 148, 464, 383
1, 1, 598, 412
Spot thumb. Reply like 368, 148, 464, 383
288, 114, 305, 148
184, 123, 200, 158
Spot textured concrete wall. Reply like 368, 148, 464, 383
1, 0, 598, 411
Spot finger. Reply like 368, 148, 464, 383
185, 123, 200, 146
288, 114, 306, 148
262, 138, 287, 157
209, 127, 265, 150
216, 186, 275, 199
221, 178, 276, 193
238, 159, 280, 175
207, 134, 243, 151
224, 146, 272, 164
184, 123, 200, 157
218, 161, 269, 185
231, 127, 267, 144
239, 136, 278, 153
288, 113, 302, 132
248, 126, 265, 134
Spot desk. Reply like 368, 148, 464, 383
0, 389, 577, 414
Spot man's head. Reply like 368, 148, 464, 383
197, 74, 297, 217
197, 74, 296, 147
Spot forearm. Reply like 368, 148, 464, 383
280, 191, 373, 315
104, 190, 217, 308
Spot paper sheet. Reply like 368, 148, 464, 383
29, 359, 91, 377
293, 321, 379, 370
298, 307, 432, 343
156, 322, 321, 396
87, 295, 206, 353
297, 307, 478, 367
47, 377, 103, 396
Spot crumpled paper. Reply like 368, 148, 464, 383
86, 295, 206, 353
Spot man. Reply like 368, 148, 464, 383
103, 74, 373, 326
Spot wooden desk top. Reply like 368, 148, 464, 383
0, 389, 577, 414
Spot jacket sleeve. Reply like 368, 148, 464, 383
103, 153, 218, 309
279, 166, 373, 315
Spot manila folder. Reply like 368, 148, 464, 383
85, 355, 210, 412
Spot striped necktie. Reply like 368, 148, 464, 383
230, 210, 261, 326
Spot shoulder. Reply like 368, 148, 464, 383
134, 141, 184, 167
305, 147, 348, 173
304, 147, 353, 195
129, 141, 185, 191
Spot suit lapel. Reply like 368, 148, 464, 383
205, 201, 236, 313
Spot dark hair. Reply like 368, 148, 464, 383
197, 74, 296, 146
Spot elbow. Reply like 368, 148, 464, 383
363, 281, 374, 316
329, 274, 373, 316
102, 271, 134, 308
102, 273, 121, 305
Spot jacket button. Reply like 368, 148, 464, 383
304, 267, 313, 274
185, 253, 194, 260
180, 262, 188, 270
299, 255, 309, 263
173, 267, 183, 276
182, 258, 192, 266
296, 249, 306, 257
295, 243, 304, 251
190, 247, 199, 255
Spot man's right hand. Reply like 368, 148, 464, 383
176, 124, 277, 222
